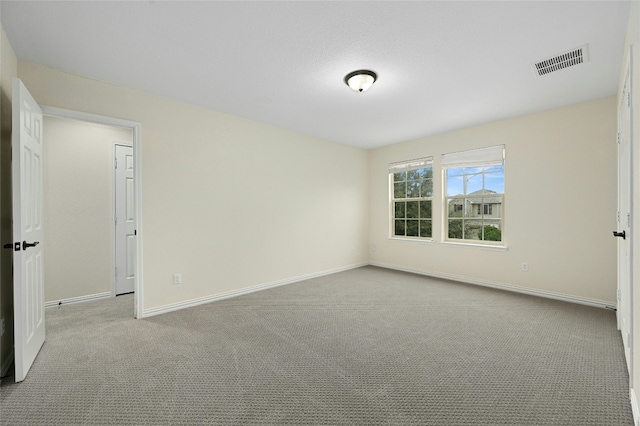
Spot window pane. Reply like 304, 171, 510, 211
485, 169, 505, 193
394, 182, 405, 198
424, 168, 433, 179
483, 197, 500, 217
482, 222, 502, 241
484, 219, 501, 229
419, 201, 432, 218
420, 220, 432, 238
468, 200, 480, 218
466, 171, 483, 194
394, 220, 406, 236
406, 170, 421, 181
406, 201, 419, 218
446, 174, 463, 196
394, 202, 405, 219
407, 181, 420, 198
480, 199, 492, 216
406, 220, 419, 236
447, 167, 465, 177
393, 171, 405, 182
421, 178, 433, 197
448, 199, 463, 218
448, 219, 463, 239
465, 220, 483, 240
464, 199, 477, 217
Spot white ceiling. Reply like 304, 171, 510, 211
1, 1, 631, 149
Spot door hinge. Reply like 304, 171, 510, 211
618, 132, 621, 144
115, 158, 118, 169
617, 211, 620, 222
628, 213, 631, 228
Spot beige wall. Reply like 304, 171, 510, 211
622, 0, 640, 417
0, 24, 17, 375
369, 96, 617, 304
17, 59, 619, 311
18, 61, 370, 313
43, 115, 132, 303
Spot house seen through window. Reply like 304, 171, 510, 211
443, 146, 505, 244
390, 158, 433, 239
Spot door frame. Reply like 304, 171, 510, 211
41, 106, 143, 318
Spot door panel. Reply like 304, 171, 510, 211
617, 69, 632, 374
12, 78, 45, 383
115, 144, 135, 295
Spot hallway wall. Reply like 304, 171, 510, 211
43, 115, 132, 304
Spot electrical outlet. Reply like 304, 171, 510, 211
521, 262, 529, 272
173, 273, 182, 285
371, 244, 377, 252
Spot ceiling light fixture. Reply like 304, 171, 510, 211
344, 69, 377, 93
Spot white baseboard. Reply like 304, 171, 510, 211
631, 388, 640, 426
369, 261, 615, 310
141, 262, 368, 318
1, 349, 14, 378
45, 291, 112, 308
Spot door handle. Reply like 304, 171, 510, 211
613, 231, 626, 240
22, 241, 40, 250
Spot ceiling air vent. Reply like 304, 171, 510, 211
532, 45, 588, 76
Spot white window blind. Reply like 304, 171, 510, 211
441, 145, 504, 169
389, 157, 433, 173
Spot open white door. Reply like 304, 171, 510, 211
616, 67, 632, 375
12, 78, 45, 383
115, 144, 135, 295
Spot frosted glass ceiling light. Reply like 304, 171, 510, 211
344, 70, 377, 93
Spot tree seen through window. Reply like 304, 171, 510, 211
391, 161, 433, 239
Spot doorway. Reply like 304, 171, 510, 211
42, 107, 142, 318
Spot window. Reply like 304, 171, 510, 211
390, 157, 433, 239
477, 204, 492, 215
443, 146, 504, 244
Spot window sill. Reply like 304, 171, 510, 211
388, 237, 435, 244
439, 241, 508, 251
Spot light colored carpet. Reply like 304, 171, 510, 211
0, 266, 633, 425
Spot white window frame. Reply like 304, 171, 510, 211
442, 146, 505, 246
389, 157, 434, 240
